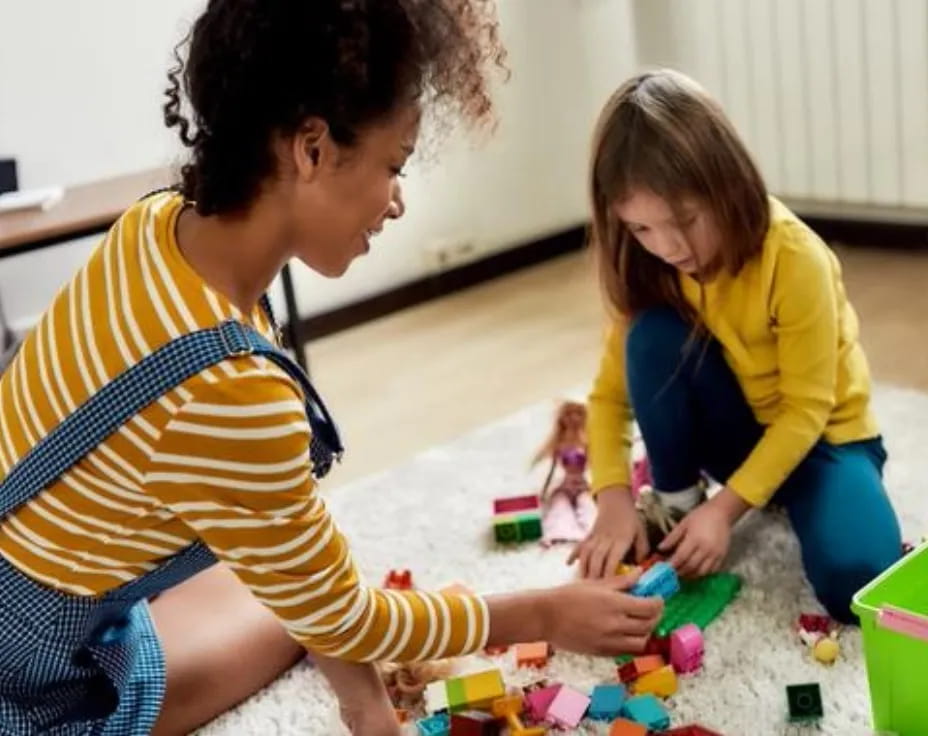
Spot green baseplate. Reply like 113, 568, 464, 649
654, 572, 742, 637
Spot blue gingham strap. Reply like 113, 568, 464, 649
0, 320, 341, 519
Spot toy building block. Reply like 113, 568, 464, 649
484, 644, 509, 656
515, 641, 550, 668
446, 669, 506, 712
618, 655, 665, 684
493, 495, 540, 514
798, 613, 832, 635
630, 665, 678, 698
615, 562, 638, 576
786, 683, 824, 723
491, 696, 546, 736
664, 726, 724, 736
609, 719, 648, 736
614, 653, 634, 666
545, 685, 590, 729
425, 680, 449, 713
643, 634, 670, 658
396, 708, 410, 723
418, 713, 451, 736
524, 684, 562, 721
588, 684, 626, 721
669, 623, 704, 673
384, 569, 413, 590
494, 511, 543, 543
450, 711, 502, 736
639, 553, 666, 571
630, 562, 680, 599
621, 694, 671, 731
655, 572, 742, 637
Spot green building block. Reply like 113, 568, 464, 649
494, 511, 542, 543
445, 677, 468, 712
614, 653, 634, 666
786, 683, 824, 723
655, 572, 741, 637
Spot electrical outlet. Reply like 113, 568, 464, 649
423, 236, 481, 272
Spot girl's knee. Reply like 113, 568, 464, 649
808, 549, 900, 623
626, 307, 691, 366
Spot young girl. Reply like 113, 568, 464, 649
0, 4, 664, 735
571, 69, 902, 624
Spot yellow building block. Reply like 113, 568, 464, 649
630, 664, 678, 697
461, 669, 506, 710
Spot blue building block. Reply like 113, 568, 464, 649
588, 683, 627, 721
630, 561, 680, 600
417, 712, 450, 736
622, 694, 671, 730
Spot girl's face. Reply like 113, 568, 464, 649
613, 189, 720, 276
287, 104, 421, 277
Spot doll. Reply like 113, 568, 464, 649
532, 401, 597, 545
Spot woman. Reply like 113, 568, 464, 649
0, 2, 662, 734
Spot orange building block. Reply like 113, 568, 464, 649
618, 655, 665, 683
515, 641, 550, 668
609, 718, 648, 736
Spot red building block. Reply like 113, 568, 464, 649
450, 711, 501, 736
493, 495, 541, 514
384, 569, 413, 590
664, 726, 724, 736
643, 634, 670, 657
618, 655, 665, 683
798, 613, 832, 634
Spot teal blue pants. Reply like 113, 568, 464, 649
625, 307, 902, 622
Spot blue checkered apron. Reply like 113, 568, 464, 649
0, 315, 342, 734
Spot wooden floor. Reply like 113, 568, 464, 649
309, 245, 928, 486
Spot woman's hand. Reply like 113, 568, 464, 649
569, 486, 649, 578
658, 486, 750, 578
541, 574, 664, 656
486, 571, 663, 658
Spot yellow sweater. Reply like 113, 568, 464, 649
589, 198, 878, 506
0, 192, 488, 662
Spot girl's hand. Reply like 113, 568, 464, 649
569, 486, 649, 578
541, 573, 664, 656
658, 486, 749, 578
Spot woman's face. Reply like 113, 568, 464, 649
613, 188, 720, 275
287, 104, 421, 277
561, 405, 586, 433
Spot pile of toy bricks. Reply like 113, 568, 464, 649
412, 562, 737, 735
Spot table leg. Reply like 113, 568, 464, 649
280, 263, 308, 372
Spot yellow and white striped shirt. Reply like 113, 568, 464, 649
0, 192, 489, 662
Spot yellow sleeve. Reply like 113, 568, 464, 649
145, 368, 489, 662
588, 320, 635, 495
727, 223, 838, 506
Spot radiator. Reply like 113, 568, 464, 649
632, 0, 928, 217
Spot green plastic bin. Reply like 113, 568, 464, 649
852, 540, 928, 736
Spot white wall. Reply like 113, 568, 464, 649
0, 0, 637, 330
630, 0, 928, 215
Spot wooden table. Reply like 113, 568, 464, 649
0, 168, 307, 369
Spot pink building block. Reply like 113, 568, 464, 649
524, 684, 562, 721
493, 495, 540, 514
669, 624, 704, 674
545, 685, 590, 729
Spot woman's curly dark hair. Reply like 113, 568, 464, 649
164, 0, 506, 215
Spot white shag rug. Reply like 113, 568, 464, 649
196, 384, 928, 736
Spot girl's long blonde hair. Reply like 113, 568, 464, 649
589, 69, 770, 323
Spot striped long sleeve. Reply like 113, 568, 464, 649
145, 371, 489, 661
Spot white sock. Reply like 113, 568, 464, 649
655, 483, 704, 513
